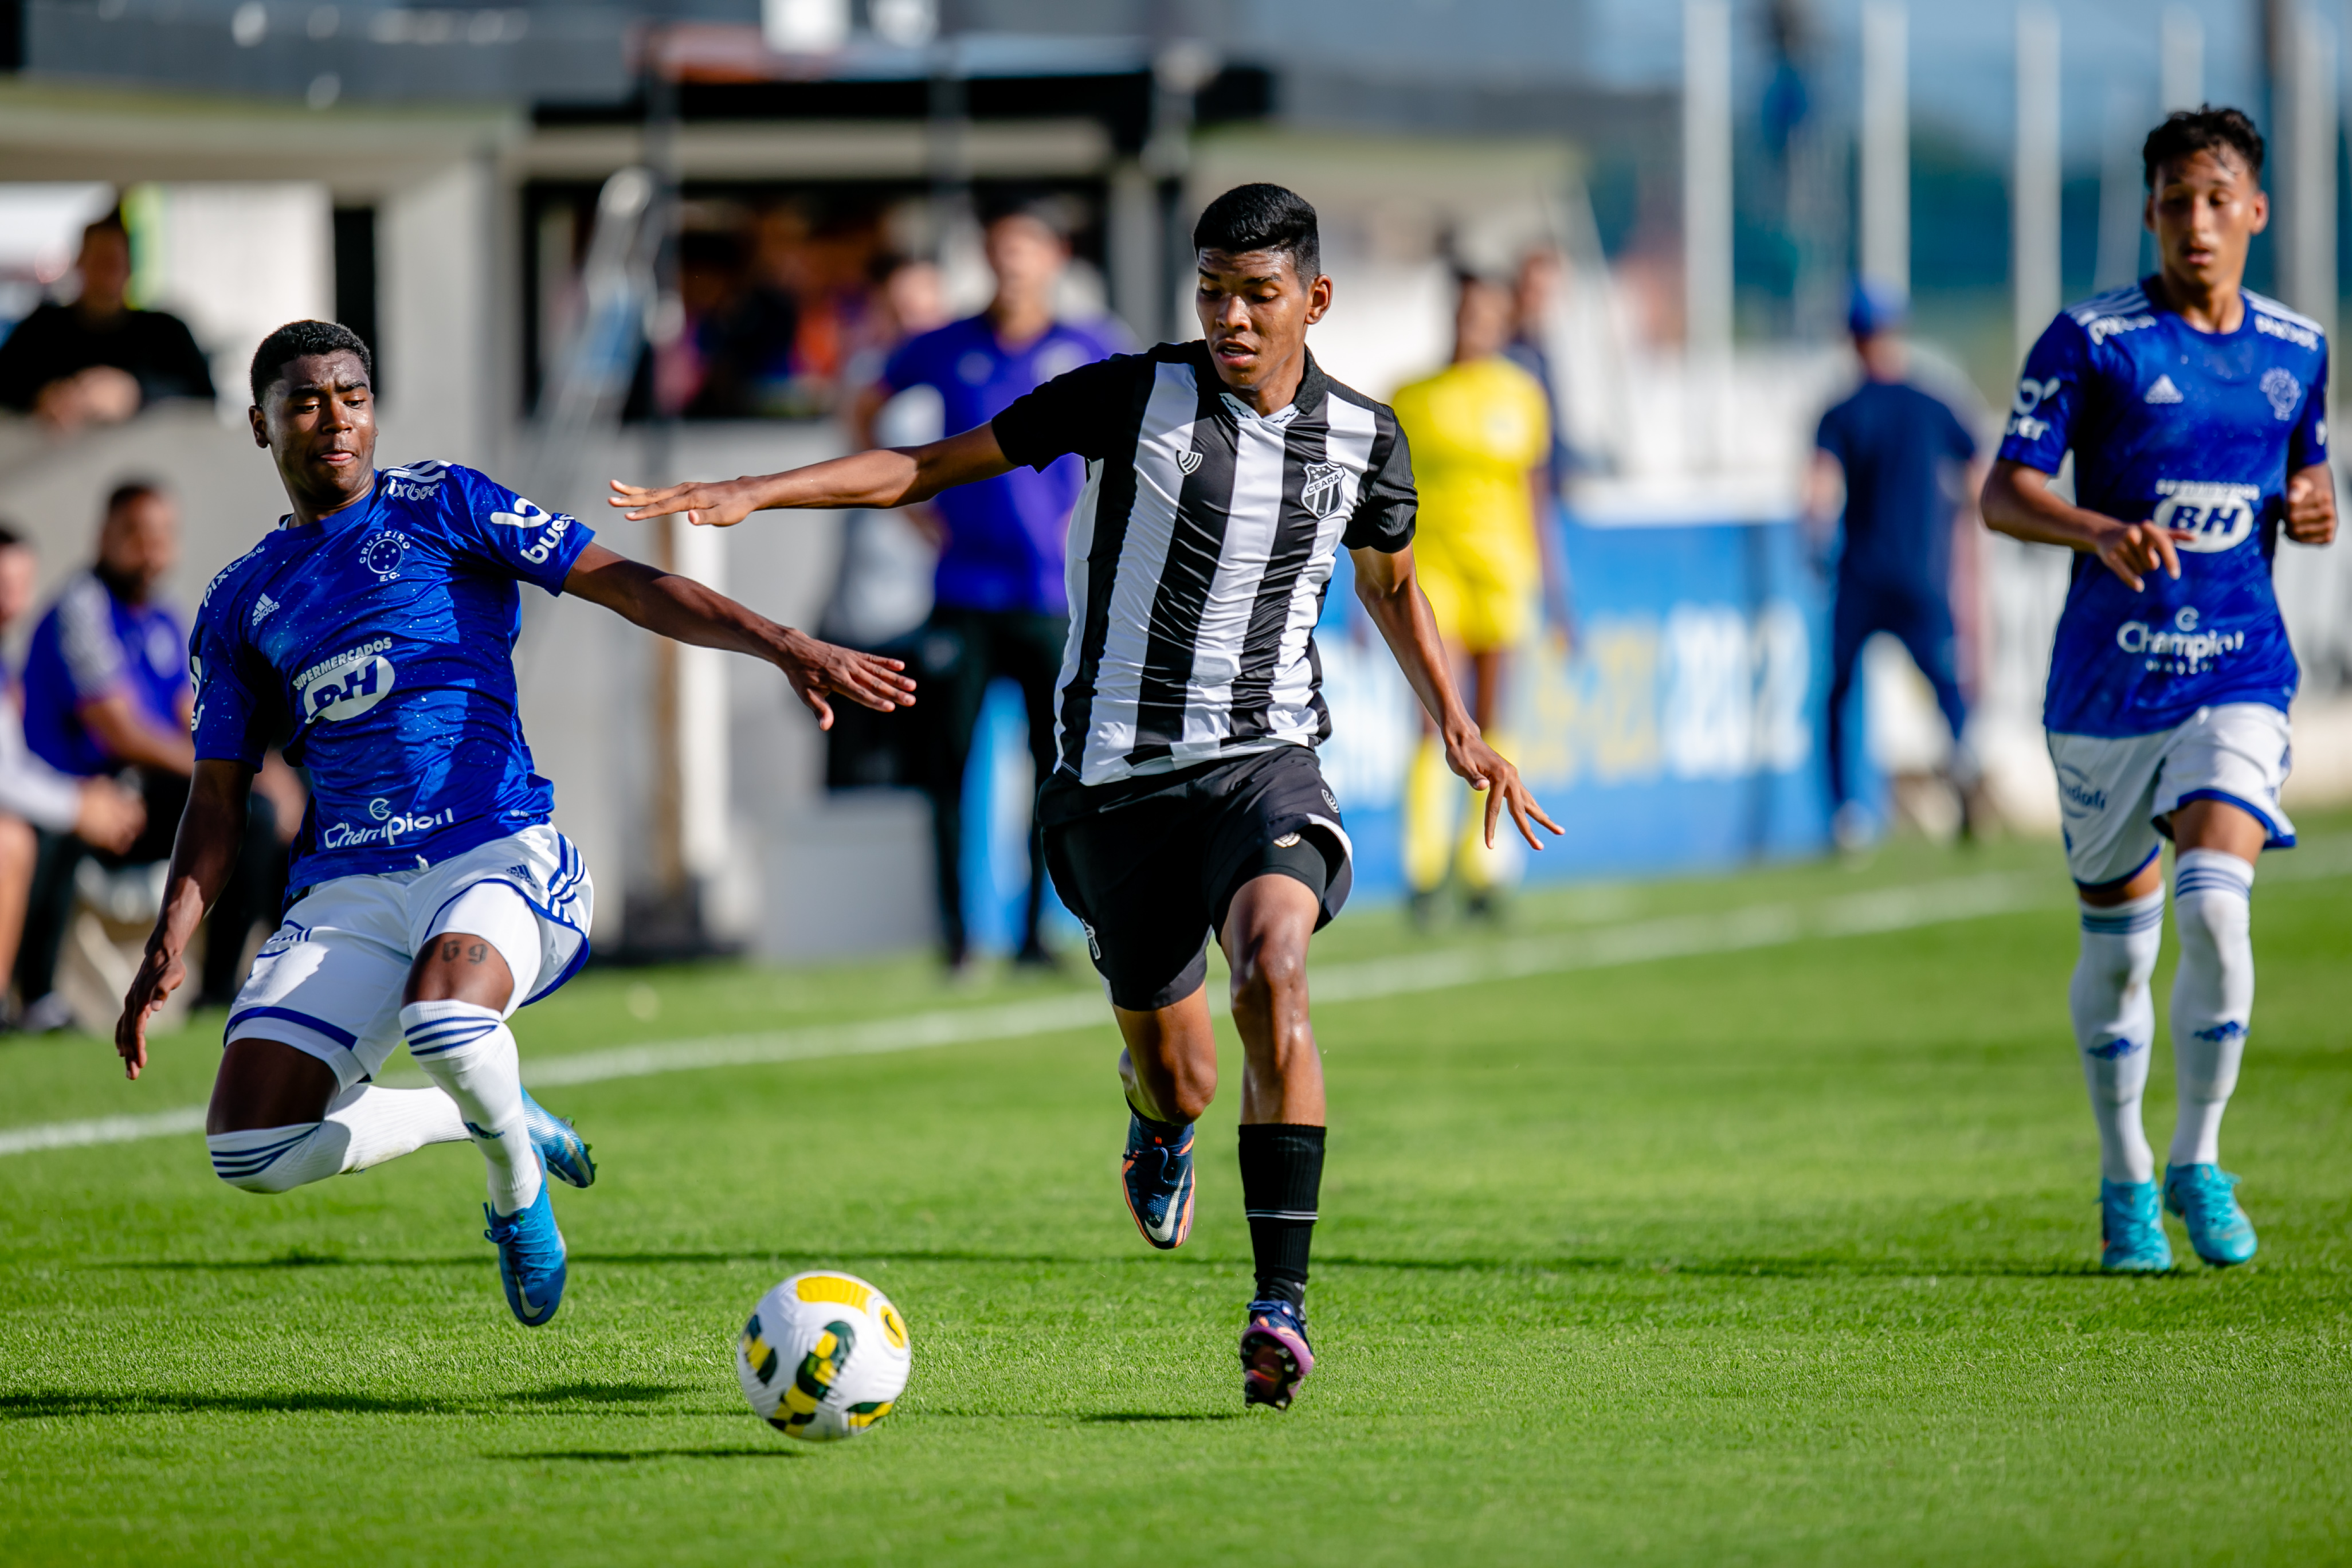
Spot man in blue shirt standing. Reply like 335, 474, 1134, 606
857, 196, 1126, 970
1808, 286, 1983, 850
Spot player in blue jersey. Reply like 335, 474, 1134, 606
1982, 108, 2337, 1272
111, 320, 913, 1326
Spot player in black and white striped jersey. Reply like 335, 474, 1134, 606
613, 183, 1560, 1409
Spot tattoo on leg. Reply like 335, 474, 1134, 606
436, 937, 492, 966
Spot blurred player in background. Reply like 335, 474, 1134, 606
850, 197, 1126, 973
113, 320, 911, 1330
1390, 270, 1568, 920
1981, 108, 2335, 1272
0, 524, 143, 1018
15, 482, 296, 1024
614, 183, 1559, 1411
1806, 284, 1983, 852
0, 210, 215, 433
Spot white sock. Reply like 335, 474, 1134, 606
206, 1086, 467, 1194
2069, 888, 2164, 1185
2167, 849, 2256, 1169
401, 999, 543, 1216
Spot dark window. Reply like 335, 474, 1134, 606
332, 206, 379, 397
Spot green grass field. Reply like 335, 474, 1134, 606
4, 822, 2350, 1565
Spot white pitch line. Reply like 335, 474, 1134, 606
0, 863, 2202, 1162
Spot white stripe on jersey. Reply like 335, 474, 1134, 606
1081, 359, 1203, 766
1265, 395, 1377, 733
1052, 457, 1106, 769
1174, 409, 1293, 761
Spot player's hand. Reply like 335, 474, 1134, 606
115, 943, 186, 1081
607, 477, 765, 528
2285, 466, 2338, 545
774, 630, 916, 730
2094, 519, 2190, 592
73, 779, 144, 856
1445, 728, 1564, 853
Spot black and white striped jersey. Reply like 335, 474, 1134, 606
993, 341, 1417, 787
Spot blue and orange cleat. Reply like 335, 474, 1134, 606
2099, 1179, 2174, 1273
2164, 1163, 2257, 1266
1240, 1298, 1315, 1410
522, 1088, 596, 1189
1121, 1112, 1195, 1250
484, 1179, 568, 1326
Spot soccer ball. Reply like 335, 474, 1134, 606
735, 1271, 911, 1442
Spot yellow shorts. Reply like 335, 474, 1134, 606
1416, 542, 1536, 652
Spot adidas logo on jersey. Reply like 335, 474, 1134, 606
250, 593, 281, 628
2144, 375, 2184, 405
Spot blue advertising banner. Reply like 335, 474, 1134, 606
955, 507, 1860, 948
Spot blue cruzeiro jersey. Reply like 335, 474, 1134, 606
1999, 280, 2328, 737
191, 460, 594, 895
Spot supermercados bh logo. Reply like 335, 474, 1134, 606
2151, 478, 2259, 552
489, 496, 574, 565
1300, 462, 1350, 520
297, 637, 397, 724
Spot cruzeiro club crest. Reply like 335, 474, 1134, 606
360, 531, 410, 580
1300, 461, 1349, 520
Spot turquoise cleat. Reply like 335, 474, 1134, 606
484, 1179, 568, 1326
2164, 1163, 2257, 1266
521, 1088, 596, 1189
2099, 1179, 2174, 1273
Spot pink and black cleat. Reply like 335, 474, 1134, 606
1240, 1297, 1315, 1410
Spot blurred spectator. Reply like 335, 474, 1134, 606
1805, 284, 1983, 851
1391, 272, 1567, 922
856, 198, 1124, 971
0, 523, 143, 1026
690, 206, 810, 419
0, 211, 215, 433
1502, 245, 1578, 491
15, 482, 295, 1024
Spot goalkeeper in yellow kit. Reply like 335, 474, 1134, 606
1390, 271, 1569, 919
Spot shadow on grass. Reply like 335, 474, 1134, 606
1084, 1412, 1245, 1424
494, 1447, 801, 1463
1316, 1253, 2113, 1281
5, 1381, 694, 1421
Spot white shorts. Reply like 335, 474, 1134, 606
2047, 703, 2295, 887
225, 825, 593, 1090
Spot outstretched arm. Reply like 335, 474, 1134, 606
1980, 458, 2193, 593
561, 543, 915, 727
1351, 543, 1562, 853
608, 424, 1016, 528
116, 758, 252, 1078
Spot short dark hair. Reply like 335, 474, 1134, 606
81, 207, 128, 248
1193, 183, 1321, 281
105, 479, 165, 518
249, 319, 373, 407
2144, 105, 2265, 189
0, 520, 27, 552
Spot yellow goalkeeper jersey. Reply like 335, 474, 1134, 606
1390, 354, 1552, 646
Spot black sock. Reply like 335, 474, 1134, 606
1237, 1123, 1324, 1308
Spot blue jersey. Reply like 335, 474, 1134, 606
882, 313, 1127, 616
190, 461, 594, 895
1816, 379, 1978, 594
22, 570, 191, 777
1999, 281, 2327, 737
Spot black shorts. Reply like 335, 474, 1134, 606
1040, 745, 1354, 1012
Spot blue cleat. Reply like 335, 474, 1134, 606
1121, 1112, 1195, 1250
2164, 1163, 2257, 1266
1240, 1297, 1315, 1410
2099, 1180, 2174, 1273
521, 1088, 595, 1189
484, 1179, 567, 1326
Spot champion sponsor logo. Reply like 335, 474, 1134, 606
2083, 312, 2157, 346
1174, 450, 1204, 476
2143, 374, 2183, 405
2115, 617, 2245, 670
2150, 478, 2260, 553
297, 638, 398, 724
1300, 462, 1349, 519
2260, 367, 2302, 420
320, 805, 455, 850
2253, 311, 2318, 351
250, 593, 281, 627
